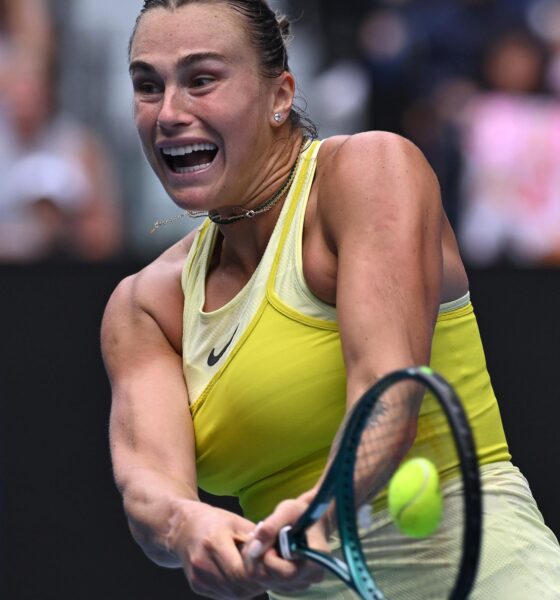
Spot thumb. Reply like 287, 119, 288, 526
306, 520, 330, 553
243, 521, 268, 564
244, 498, 311, 564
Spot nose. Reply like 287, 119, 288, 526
157, 86, 192, 132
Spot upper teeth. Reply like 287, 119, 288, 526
161, 143, 217, 156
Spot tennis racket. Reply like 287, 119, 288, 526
278, 366, 482, 599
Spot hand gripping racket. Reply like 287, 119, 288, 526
278, 366, 482, 599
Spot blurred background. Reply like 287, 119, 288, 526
1, 0, 560, 598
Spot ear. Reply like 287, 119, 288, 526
270, 71, 296, 126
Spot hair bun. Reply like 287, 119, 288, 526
276, 13, 291, 40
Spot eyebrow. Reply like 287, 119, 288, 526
129, 52, 229, 75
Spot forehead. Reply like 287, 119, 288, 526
130, 3, 255, 66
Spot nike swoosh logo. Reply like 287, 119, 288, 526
207, 325, 239, 367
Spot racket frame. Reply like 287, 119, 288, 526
278, 366, 482, 600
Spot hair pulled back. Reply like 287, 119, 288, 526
129, 0, 317, 139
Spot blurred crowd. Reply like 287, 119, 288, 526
293, 0, 560, 266
0, 0, 123, 262
1, 0, 559, 265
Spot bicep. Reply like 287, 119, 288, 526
323, 134, 443, 401
102, 278, 197, 496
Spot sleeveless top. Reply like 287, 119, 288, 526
181, 140, 511, 523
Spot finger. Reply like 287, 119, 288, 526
261, 549, 325, 586
231, 515, 259, 545
245, 545, 325, 593
244, 544, 298, 580
191, 560, 264, 599
243, 523, 266, 567
214, 539, 267, 597
305, 521, 331, 553
244, 500, 309, 563
188, 536, 264, 598
240, 502, 326, 594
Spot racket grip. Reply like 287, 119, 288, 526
278, 525, 294, 560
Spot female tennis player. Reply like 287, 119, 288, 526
101, 1, 560, 598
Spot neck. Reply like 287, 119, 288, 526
150, 133, 305, 239
212, 133, 305, 276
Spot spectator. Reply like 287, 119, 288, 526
0, 46, 124, 261
0, 0, 53, 56
457, 29, 560, 266
0, 0, 53, 94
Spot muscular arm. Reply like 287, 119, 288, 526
324, 132, 442, 403
102, 248, 266, 598
102, 271, 198, 568
324, 132, 442, 480
244, 133, 445, 567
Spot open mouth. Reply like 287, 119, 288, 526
161, 142, 218, 174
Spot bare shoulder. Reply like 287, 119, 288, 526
102, 230, 198, 360
312, 133, 469, 303
318, 131, 433, 169
314, 132, 441, 242
318, 131, 439, 203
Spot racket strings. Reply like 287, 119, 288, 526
350, 381, 426, 508
341, 380, 469, 598
290, 371, 481, 599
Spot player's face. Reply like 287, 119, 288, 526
129, 3, 278, 212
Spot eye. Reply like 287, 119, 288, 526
133, 78, 163, 96
191, 75, 215, 89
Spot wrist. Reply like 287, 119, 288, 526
164, 497, 200, 556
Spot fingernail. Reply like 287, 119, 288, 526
246, 539, 264, 561
247, 521, 263, 541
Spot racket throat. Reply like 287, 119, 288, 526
278, 526, 386, 600
279, 525, 350, 581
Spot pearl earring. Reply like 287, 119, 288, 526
274, 112, 283, 123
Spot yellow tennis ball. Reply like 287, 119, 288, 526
388, 457, 443, 538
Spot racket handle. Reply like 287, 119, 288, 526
278, 525, 294, 560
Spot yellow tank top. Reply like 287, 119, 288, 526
181, 140, 510, 523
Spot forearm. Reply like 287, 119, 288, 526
350, 384, 420, 505
118, 466, 200, 568
321, 377, 421, 516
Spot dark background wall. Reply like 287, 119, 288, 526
0, 264, 559, 599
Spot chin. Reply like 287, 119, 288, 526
166, 188, 211, 214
